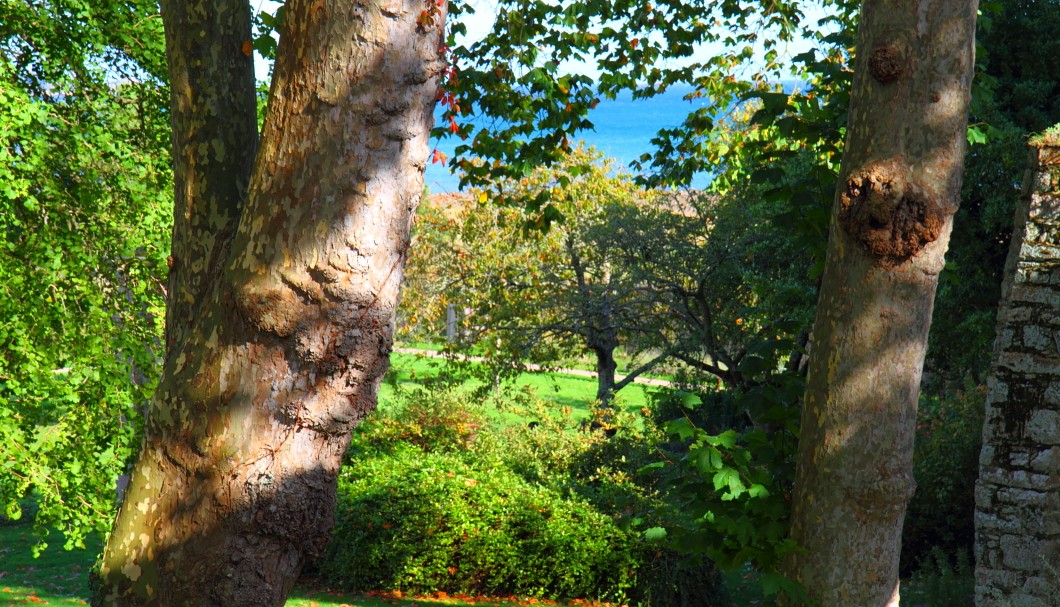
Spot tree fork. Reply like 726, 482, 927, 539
93, 0, 447, 604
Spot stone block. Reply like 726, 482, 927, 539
1046, 511, 1060, 536
997, 304, 1036, 324
1009, 283, 1060, 303
976, 508, 1021, 533
998, 352, 1060, 376
1028, 191, 1060, 218
987, 468, 1055, 491
1024, 325, 1057, 353
1028, 409, 1060, 444
1046, 382, 1060, 406
995, 327, 1017, 351
980, 444, 997, 467
1017, 266, 1060, 287
1001, 534, 1046, 571
987, 376, 1010, 403
1029, 446, 1060, 473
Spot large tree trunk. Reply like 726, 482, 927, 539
974, 133, 1060, 606
93, 0, 446, 605
784, 1, 977, 605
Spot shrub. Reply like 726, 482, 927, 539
901, 383, 985, 576
324, 385, 647, 601
324, 440, 643, 600
640, 551, 731, 607
644, 383, 805, 604
904, 547, 974, 607
323, 381, 738, 604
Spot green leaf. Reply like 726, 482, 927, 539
665, 417, 696, 441
706, 429, 740, 449
966, 124, 988, 145
5, 501, 22, 521
643, 526, 668, 542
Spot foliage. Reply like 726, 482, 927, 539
326, 444, 642, 601
901, 384, 985, 576
323, 385, 653, 602
441, 0, 858, 205
0, 522, 554, 607
643, 375, 806, 604
322, 378, 736, 605
0, 1, 169, 547
904, 547, 975, 607
403, 146, 816, 406
926, 0, 1060, 384
976, 0, 1060, 135
597, 189, 815, 390
927, 127, 1025, 384
402, 148, 673, 404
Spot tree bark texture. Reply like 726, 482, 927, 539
784, 1, 977, 605
974, 135, 1060, 606
94, 0, 446, 604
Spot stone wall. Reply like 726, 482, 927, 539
975, 135, 1060, 606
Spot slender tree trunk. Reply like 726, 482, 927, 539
93, 0, 446, 605
784, 1, 977, 605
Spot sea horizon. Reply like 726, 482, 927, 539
424, 84, 717, 194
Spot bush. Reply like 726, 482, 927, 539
639, 550, 731, 607
904, 547, 974, 607
322, 386, 648, 601
901, 383, 985, 576
323, 443, 640, 600
321, 380, 740, 604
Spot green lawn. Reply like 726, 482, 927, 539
382, 352, 656, 416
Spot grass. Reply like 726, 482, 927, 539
382, 352, 655, 416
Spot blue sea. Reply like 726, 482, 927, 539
423, 85, 713, 193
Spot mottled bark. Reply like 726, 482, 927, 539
160, 0, 258, 350
974, 135, 1060, 606
94, 0, 446, 605
784, 1, 977, 605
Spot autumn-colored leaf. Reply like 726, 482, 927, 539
241, 41, 253, 56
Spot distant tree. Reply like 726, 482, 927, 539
404, 146, 817, 410
600, 187, 816, 393
404, 148, 669, 408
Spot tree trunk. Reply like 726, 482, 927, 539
784, 1, 977, 605
592, 342, 618, 409
93, 0, 446, 605
974, 133, 1060, 606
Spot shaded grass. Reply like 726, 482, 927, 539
0, 523, 95, 606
